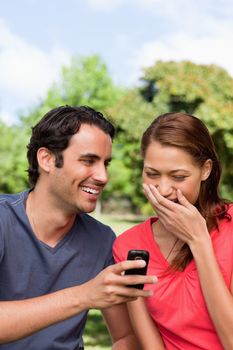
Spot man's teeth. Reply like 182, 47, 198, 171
81, 186, 99, 194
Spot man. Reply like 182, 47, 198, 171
0, 106, 156, 349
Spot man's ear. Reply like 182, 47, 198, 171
37, 148, 54, 173
201, 159, 213, 181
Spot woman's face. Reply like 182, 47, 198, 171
142, 141, 211, 205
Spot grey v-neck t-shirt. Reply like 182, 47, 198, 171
0, 190, 115, 349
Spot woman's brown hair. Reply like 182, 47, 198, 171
141, 112, 230, 270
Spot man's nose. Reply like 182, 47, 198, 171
93, 165, 108, 184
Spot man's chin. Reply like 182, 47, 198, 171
77, 204, 97, 214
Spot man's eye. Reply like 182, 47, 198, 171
82, 159, 94, 165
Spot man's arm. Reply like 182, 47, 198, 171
0, 260, 156, 344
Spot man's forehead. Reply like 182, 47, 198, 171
71, 124, 111, 142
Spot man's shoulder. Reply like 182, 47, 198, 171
0, 190, 28, 208
79, 213, 116, 237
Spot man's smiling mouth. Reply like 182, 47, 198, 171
80, 186, 100, 195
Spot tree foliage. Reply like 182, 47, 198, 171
20, 54, 124, 128
0, 122, 28, 192
107, 61, 233, 213
0, 54, 124, 194
1, 58, 232, 214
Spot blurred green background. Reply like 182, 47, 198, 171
84, 309, 111, 350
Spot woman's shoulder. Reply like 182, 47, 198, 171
113, 218, 150, 261
213, 203, 233, 241
220, 203, 233, 228
116, 217, 154, 241
113, 217, 157, 261
227, 203, 233, 216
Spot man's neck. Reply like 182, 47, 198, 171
26, 188, 76, 247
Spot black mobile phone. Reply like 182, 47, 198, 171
125, 249, 150, 289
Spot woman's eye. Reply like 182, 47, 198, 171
173, 176, 186, 181
145, 172, 159, 178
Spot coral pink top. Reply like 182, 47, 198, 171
113, 205, 233, 349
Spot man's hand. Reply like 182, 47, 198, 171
80, 260, 157, 310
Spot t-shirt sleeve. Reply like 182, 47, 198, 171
113, 235, 125, 263
0, 208, 5, 263
103, 227, 116, 267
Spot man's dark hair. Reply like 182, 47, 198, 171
27, 105, 115, 187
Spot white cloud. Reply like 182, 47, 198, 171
0, 110, 18, 125
0, 19, 71, 122
129, 33, 233, 84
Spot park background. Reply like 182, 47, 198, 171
1, 1, 233, 349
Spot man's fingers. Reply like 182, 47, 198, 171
106, 261, 157, 288
112, 284, 154, 298
122, 274, 157, 286
112, 259, 147, 275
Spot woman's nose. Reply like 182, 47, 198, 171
156, 180, 173, 197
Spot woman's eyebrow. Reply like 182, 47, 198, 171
144, 166, 190, 173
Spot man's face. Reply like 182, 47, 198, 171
47, 124, 112, 214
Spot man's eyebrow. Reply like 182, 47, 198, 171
105, 157, 112, 163
80, 153, 100, 159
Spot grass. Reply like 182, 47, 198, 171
83, 215, 142, 349
84, 310, 111, 350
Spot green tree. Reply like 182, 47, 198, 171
0, 54, 125, 194
21, 54, 124, 127
107, 61, 233, 213
0, 122, 29, 192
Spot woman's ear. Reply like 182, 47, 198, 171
201, 159, 213, 181
37, 147, 54, 173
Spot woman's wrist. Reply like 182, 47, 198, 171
189, 232, 212, 260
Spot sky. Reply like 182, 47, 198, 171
0, 0, 233, 124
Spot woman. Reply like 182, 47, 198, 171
113, 112, 233, 349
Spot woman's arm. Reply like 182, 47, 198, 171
191, 238, 233, 349
103, 298, 165, 350
102, 304, 142, 350
127, 298, 165, 349
143, 185, 233, 349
